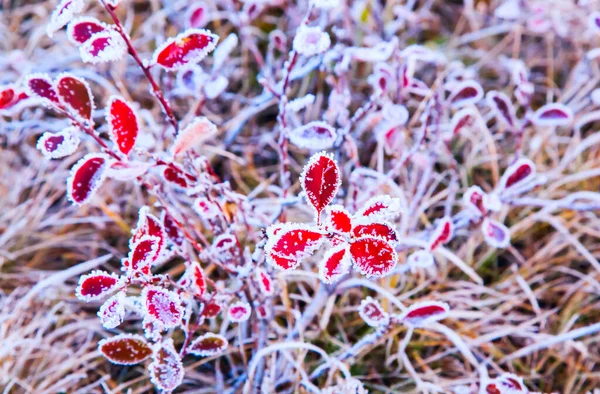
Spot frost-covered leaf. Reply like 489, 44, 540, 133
228, 300, 251, 323
125, 236, 161, 274
357, 195, 402, 219
204, 75, 228, 99
352, 220, 398, 245
293, 25, 330, 57
300, 152, 341, 221
482, 218, 510, 248
162, 212, 185, 248
105, 160, 152, 181
350, 39, 397, 62
499, 158, 536, 191
326, 205, 352, 234
25, 74, 60, 106
163, 164, 196, 188
358, 296, 389, 327
47, 0, 85, 38
37, 127, 80, 159
131, 206, 166, 257
349, 237, 397, 278
486, 91, 516, 128
80, 30, 127, 64
55, 73, 94, 124
187, 3, 208, 29
149, 339, 184, 392
67, 153, 109, 205
76, 270, 122, 301
212, 233, 239, 264
189, 332, 228, 357
265, 224, 324, 270
213, 33, 237, 71
153, 28, 219, 71
172, 116, 218, 156
531, 103, 573, 127
143, 286, 183, 328
201, 301, 222, 318
448, 80, 484, 108
194, 196, 221, 220
256, 268, 274, 296
98, 291, 126, 329
106, 96, 138, 156
98, 333, 153, 365
450, 108, 477, 136
319, 243, 350, 284
289, 121, 337, 150
463, 185, 486, 216
67, 16, 107, 44
428, 218, 453, 251
400, 301, 449, 327
0, 86, 20, 110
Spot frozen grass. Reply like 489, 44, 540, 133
2, 0, 600, 393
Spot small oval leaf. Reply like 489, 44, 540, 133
358, 296, 389, 327
37, 127, 80, 159
143, 286, 183, 328
482, 218, 510, 248
288, 121, 337, 150
67, 153, 108, 205
189, 332, 228, 357
400, 301, 450, 327
76, 270, 122, 301
55, 73, 94, 124
149, 339, 184, 392
98, 333, 153, 365
349, 237, 397, 278
153, 28, 219, 71
300, 152, 341, 221
67, 16, 107, 44
228, 301, 251, 323
531, 103, 573, 127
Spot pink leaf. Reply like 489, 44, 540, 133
228, 301, 251, 323
499, 158, 535, 191
189, 332, 228, 357
463, 185, 487, 216
265, 224, 324, 270
172, 116, 218, 156
288, 121, 337, 150
98, 291, 125, 329
300, 152, 341, 221
80, 30, 127, 64
162, 212, 185, 248
448, 80, 484, 108
47, 0, 85, 38
319, 244, 350, 284
143, 286, 183, 328
400, 301, 450, 327
76, 270, 122, 301
357, 195, 402, 219
149, 339, 184, 392
25, 74, 60, 106
153, 28, 219, 71
486, 91, 516, 128
358, 296, 389, 327
212, 233, 239, 264
482, 218, 510, 248
292, 25, 330, 56
55, 73, 95, 124
531, 103, 573, 127
428, 218, 453, 251
98, 333, 153, 365
67, 153, 108, 205
326, 205, 352, 234
106, 96, 139, 156
349, 237, 397, 278
37, 127, 80, 159
67, 16, 107, 44
256, 268, 274, 296
352, 221, 398, 245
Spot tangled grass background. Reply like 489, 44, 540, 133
2, 0, 600, 392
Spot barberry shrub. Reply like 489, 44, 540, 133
4, 0, 600, 392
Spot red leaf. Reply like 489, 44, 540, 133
143, 286, 183, 328
531, 103, 573, 127
67, 153, 108, 205
357, 195, 401, 219
67, 16, 107, 44
201, 301, 222, 318
265, 224, 324, 270
47, 0, 85, 38
98, 291, 125, 329
485, 383, 501, 394
450, 108, 476, 136
163, 164, 196, 188
187, 4, 208, 28
99, 334, 153, 365
500, 158, 535, 191
149, 339, 184, 392
482, 218, 510, 248
349, 237, 397, 278
162, 212, 185, 248
76, 270, 122, 301
153, 28, 218, 71
448, 80, 484, 108
256, 268, 274, 296
0, 86, 17, 110
55, 73, 94, 124
319, 244, 350, 284
358, 296, 389, 327
352, 221, 398, 244
189, 262, 207, 297
228, 301, 251, 322
172, 116, 218, 156
400, 301, 449, 327
80, 30, 127, 64
300, 152, 341, 221
106, 96, 138, 156
212, 233, 239, 264
486, 91, 516, 128
463, 185, 487, 216
37, 127, 80, 159
428, 218, 453, 251
25, 74, 60, 106
105, 160, 152, 181
130, 206, 166, 257
126, 236, 161, 274
326, 205, 352, 233
289, 121, 337, 150
189, 332, 228, 357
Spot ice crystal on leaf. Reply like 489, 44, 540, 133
80, 30, 127, 64
67, 153, 109, 205
153, 29, 219, 71
25, 74, 60, 106
131, 206, 166, 256
357, 195, 402, 219
149, 339, 184, 392
450, 108, 477, 136
143, 286, 183, 328
105, 96, 139, 156
98, 291, 126, 329
67, 17, 108, 45
486, 91, 517, 129
162, 212, 185, 249
407, 250, 435, 270
228, 300, 251, 323
319, 244, 351, 284
352, 220, 398, 245
499, 158, 536, 192
326, 205, 353, 234
187, 4, 208, 29
105, 160, 152, 181
55, 73, 95, 124
98, 333, 153, 365
358, 297, 390, 327
265, 223, 324, 270
349, 236, 397, 278
300, 152, 341, 222
293, 25, 331, 57
47, 0, 85, 38
37, 127, 80, 159
125, 235, 162, 274
256, 268, 274, 296
76, 270, 123, 302
448, 80, 484, 109
400, 301, 450, 327
482, 218, 510, 249
189, 332, 229, 357
288, 121, 338, 150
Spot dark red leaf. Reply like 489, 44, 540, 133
428, 218, 453, 251
163, 164, 196, 188
67, 16, 107, 44
55, 73, 94, 123
289, 121, 337, 150
153, 28, 218, 71
127, 236, 161, 274
500, 158, 535, 190
25, 74, 60, 105
106, 96, 138, 156
300, 152, 341, 221
450, 108, 476, 136
532, 103, 573, 127
149, 339, 184, 391
130, 206, 166, 256
37, 127, 80, 159
143, 286, 183, 328
67, 153, 108, 205
349, 237, 397, 278
189, 333, 228, 357
400, 301, 449, 327
486, 91, 516, 128
319, 244, 350, 284
0, 86, 17, 110
448, 80, 483, 108
98, 334, 153, 365
352, 221, 398, 244
463, 185, 487, 215
201, 301, 222, 318
162, 212, 185, 248
358, 297, 389, 327
76, 270, 122, 301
